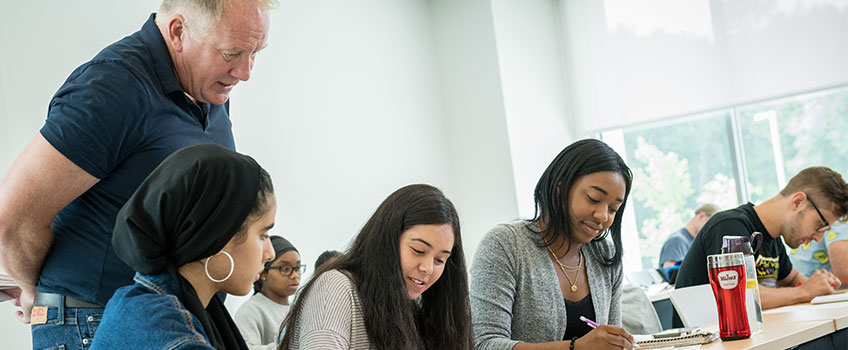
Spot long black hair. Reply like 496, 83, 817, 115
279, 184, 472, 350
532, 139, 632, 266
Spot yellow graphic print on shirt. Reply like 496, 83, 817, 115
813, 251, 829, 264
755, 255, 780, 288
828, 231, 837, 241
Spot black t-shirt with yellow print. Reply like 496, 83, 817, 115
676, 203, 793, 289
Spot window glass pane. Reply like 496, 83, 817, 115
622, 111, 739, 269
737, 87, 848, 204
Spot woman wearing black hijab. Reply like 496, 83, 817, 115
91, 144, 276, 349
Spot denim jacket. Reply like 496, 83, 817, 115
91, 272, 214, 349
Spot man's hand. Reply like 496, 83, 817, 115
8, 286, 34, 324
799, 269, 840, 300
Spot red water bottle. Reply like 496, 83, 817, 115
708, 252, 751, 340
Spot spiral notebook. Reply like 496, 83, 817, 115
633, 328, 719, 349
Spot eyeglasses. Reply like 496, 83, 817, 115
806, 196, 831, 233
267, 264, 307, 277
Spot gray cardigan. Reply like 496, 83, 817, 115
470, 221, 623, 350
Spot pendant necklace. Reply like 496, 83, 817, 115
547, 246, 583, 292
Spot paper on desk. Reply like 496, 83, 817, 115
0, 290, 13, 302
763, 300, 848, 314
0, 264, 19, 302
811, 293, 848, 305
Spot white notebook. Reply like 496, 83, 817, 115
810, 293, 848, 304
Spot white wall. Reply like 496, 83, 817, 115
225, 0, 456, 309
489, 0, 575, 219
0, 69, 9, 172
428, 0, 521, 264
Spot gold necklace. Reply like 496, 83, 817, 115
547, 246, 582, 292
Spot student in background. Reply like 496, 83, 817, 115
91, 144, 276, 349
236, 236, 303, 350
789, 221, 848, 284
278, 184, 472, 350
470, 139, 636, 350
657, 204, 719, 282
314, 250, 343, 271
676, 167, 848, 310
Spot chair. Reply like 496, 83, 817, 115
621, 282, 663, 334
626, 269, 666, 288
668, 284, 718, 327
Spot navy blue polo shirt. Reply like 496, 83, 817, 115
37, 14, 236, 306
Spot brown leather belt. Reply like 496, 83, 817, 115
33, 292, 103, 308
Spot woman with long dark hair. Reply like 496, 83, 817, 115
279, 184, 472, 350
91, 144, 276, 349
471, 139, 636, 350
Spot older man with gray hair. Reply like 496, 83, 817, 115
0, 0, 276, 348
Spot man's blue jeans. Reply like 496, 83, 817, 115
31, 305, 103, 350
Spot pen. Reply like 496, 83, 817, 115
579, 316, 640, 349
579, 316, 599, 328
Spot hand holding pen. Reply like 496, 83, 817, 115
576, 316, 638, 350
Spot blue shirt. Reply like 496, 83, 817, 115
92, 272, 215, 349
37, 14, 235, 306
789, 222, 848, 277
658, 227, 694, 269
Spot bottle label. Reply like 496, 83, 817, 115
718, 270, 739, 289
746, 279, 758, 289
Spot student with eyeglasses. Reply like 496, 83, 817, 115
676, 166, 848, 312
235, 236, 304, 350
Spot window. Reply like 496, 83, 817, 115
737, 87, 848, 203
603, 85, 848, 272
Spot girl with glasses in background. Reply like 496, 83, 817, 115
236, 236, 304, 350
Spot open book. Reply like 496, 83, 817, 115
633, 328, 719, 349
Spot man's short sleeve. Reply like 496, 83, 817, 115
40, 61, 147, 179
777, 243, 793, 281
659, 233, 690, 266
824, 224, 848, 247
677, 218, 749, 288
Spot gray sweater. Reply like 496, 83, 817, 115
470, 221, 623, 350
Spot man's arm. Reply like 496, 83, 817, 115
760, 268, 837, 309
0, 134, 99, 322
827, 241, 848, 284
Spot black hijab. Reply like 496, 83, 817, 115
112, 143, 263, 350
